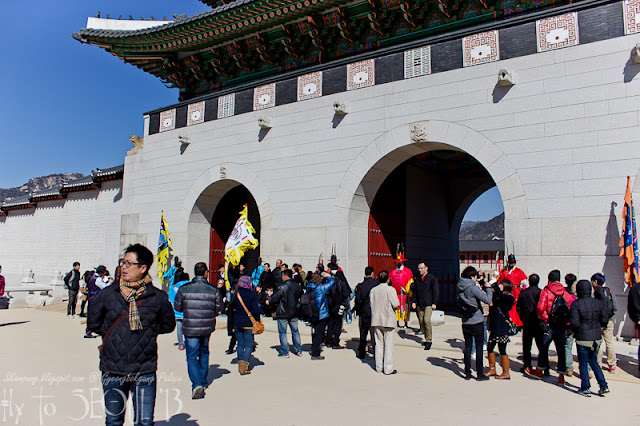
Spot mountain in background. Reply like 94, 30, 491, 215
0, 173, 85, 203
460, 213, 504, 240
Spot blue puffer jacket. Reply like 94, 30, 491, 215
168, 279, 189, 319
306, 276, 336, 321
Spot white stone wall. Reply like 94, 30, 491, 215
123, 33, 640, 336
0, 181, 123, 285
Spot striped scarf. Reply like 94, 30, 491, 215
120, 275, 151, 331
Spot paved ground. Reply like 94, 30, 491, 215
1, 304, 639, 425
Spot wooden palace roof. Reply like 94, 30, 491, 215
73, 0, 577, 101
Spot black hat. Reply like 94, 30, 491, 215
96, 265, 107, 274
507, 254, 516, 264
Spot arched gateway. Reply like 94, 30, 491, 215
334, 120, 521, 301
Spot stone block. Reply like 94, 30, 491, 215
487, 154, 516, 183
509, 148, 572, 170
496, 173, 525, 201
459, 129, 489, 156
523, 181, 574, 200
518, 164, 583, 184
503, 195, 528, 220
505, 218, 541, 256
474, 140, 503, 169
540, 216, 611, 256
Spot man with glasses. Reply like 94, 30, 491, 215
88, 243, 175, 426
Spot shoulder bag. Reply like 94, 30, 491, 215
98, 298, 148, 353
237, 292, 264, 335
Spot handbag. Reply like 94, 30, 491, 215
236, 292, 264, 335
500, 306, 519, 336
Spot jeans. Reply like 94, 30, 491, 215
577, 341, 608, 391
522, 321, 543, 369
539, 324, 567, 373
235, 328, 254, 363
67, 289, 78, 315
311, 318, 329, 357
343, 293, 354, 323
176, 320, 184, 346
565, 329, 575, 372
471, 317, 488, 355
102, 372, 156, 426
184, 335, 210, 390
462, 322, 485, 376
277, 317, 302, 354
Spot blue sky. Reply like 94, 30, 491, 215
0, 0, 502, 221
0, 1, 209, 188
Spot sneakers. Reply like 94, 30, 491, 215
67, 315, 73, 319
191, 386, 205, 400
292, 351, 303, 357
384, 370, 398, 375
278, 353, 290, 358
607, 365, 616, 373
577, 389, 592, 397
424, 342, 432, 350
178, 344, 185, 351
525, 367, 543, 379
310, 355, 325, 360
73, 314, 80, 319
566, 370, 573, 377
84, 334, 96, 339
225, 349, 235, 355
597, 387, 610, 396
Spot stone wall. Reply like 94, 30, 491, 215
0, 180, 123, 285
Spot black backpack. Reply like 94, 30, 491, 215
549, 294, 570, 324
298, 289, 318, 322
63, 271, 72, 290
599, 287, 615, 320
456, 290, 478, 318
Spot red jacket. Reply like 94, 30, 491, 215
537, 282, 573, 323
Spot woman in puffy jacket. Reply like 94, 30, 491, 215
569, 279, 609, 397
168, 270, 190, 350
229, 275, 261, 375
487, 279, 515, 380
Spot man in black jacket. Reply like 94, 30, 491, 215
88, 244, 175, 426
411, 263, 438, 350
354, 266, 379, 359
64, 261, 81, 318
516, 273, 543, 375
267, 269, 302, 357
325, 262, 352, 349
175, 262, 223, 399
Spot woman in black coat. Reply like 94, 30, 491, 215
487, 279, 515, 380
228, 276, 261, 375
570, 280, 609, 397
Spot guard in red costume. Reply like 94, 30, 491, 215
499, 254, 527, 327
389, 254, 414, 328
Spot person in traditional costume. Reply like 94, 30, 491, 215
389, 253, 414, 328
499, 254, 527, 327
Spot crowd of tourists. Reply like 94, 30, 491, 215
59, 243, 640, 425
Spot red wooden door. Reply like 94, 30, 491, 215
209, 228, 224, 273
368, 214, 394, 275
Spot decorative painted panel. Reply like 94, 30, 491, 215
217, 94, 235, 119
159, 109, 176, 132
624, 0, 640, 35
404, 46, 431, 79
536, 12, 579, 52
297, 71, 323, 101
253, 83, 276, 110
347, 59, 375, 91
463, 30, 500, 67
187, 101, 205, 126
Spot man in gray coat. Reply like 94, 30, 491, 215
175, 262, 223, 400
370, 270, 400, 375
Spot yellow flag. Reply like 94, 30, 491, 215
156, 211, 172, 277
224, 204, 259, 290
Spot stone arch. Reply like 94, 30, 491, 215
334, 120, 527, 282
181, 163, 273, 271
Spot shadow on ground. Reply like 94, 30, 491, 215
0, 321, 29, 327
155, 413, 199, 425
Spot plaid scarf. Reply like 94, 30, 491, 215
120, 275, 151, 331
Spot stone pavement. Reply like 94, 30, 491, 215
1, 305, 638, 425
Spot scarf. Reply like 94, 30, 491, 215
238, 275, 253, 290
120, 275, 152, 331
